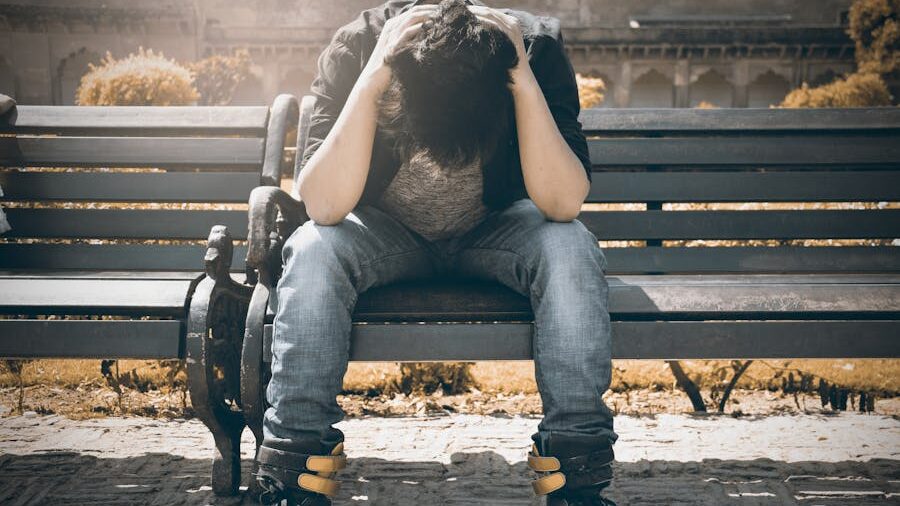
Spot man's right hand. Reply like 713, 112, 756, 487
359, 5, 437, 95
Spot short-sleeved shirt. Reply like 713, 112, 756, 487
300, 0, 592, 212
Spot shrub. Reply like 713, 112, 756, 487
848, 0, 900, 77
76, 48, 198, 106
188, 50, 252, 106
576, 73, 606, 109
780, 71, 892, 107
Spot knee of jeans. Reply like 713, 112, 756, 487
534, 220, 607, 272
282, 220, 348, 268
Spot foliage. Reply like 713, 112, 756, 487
1, 360, 31, 414
576, 73, 606, 109
188, 50, 252, 106
764, 361, 877, 412
848, 0, 900, 77
781, 71, 892, 107
76, 48, 198, 106
392, 363, 477, 395
780, 0, 898, 106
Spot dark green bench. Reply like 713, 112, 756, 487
0, 95, 298, 494
236, 100, 900, 494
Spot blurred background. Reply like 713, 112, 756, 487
1, 0, 897, 108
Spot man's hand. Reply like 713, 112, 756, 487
468, 6, 535, 91
360, 5, 438, 95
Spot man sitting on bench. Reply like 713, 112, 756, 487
256, 1, 617, 504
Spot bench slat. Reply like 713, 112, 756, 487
0, 320, 182, 359
604, 246, 900, 274
0, 243, 247, 271
352, 275, 900, 321
0, 137, 265, 169
0, 106, 269, 136
0, 277, 197, 316
4, 208, 248, 239
586, 170, 900, 202
579, 108, 900, 133
587, 136, 900, 166
0, 171, 260, 202
339, 321, 900, 360
580, 210, 899, 240
1, 243, 893, 274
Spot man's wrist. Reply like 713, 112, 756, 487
511, 65, 540, 98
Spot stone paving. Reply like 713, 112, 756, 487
1, 413, 898, 505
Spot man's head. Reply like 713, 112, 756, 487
379, 0, 519, 168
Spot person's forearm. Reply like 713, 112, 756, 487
512, 71, 590, 222
296, 79, 382, 225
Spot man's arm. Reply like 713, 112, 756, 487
297, 7, 437, 225
473, 9, 591, 222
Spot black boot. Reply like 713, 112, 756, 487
527, 434, 616, 506
254, 437, 347, 505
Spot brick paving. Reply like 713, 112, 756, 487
1, 413, 898, 505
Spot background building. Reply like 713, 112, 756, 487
0, 0, 856, 107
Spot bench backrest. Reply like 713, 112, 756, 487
292, 102, 899, 275
0, 96, 298, 272
576, 108, 900, 274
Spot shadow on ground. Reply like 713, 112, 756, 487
0, 451, 897, 505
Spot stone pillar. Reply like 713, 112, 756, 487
674, 60, 690, 108
733, 60, 750, 108
615, 61, 631, 108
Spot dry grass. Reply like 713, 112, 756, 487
5, 359, 898, 396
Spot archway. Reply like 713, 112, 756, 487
748, 69, 791, 108
57, 48, 100, 105
690, 69, 733, 108
0, 56, 14, 99
230, 74, 265, 105
630, 68, 673, 108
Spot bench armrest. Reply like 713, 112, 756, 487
247, 186, 308, 286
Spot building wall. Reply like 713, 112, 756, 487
0, 0, 856, 107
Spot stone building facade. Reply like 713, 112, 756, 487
0, 0, 856, 108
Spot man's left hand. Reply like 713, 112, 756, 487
468, 6, 534, 89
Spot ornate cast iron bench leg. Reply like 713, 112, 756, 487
187, 225, 253, 496
241, 185, 309, 500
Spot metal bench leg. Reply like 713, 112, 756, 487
241, 281, 271, 500
187, 226, 253, 496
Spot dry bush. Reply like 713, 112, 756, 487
76, 48, 198, 106
849, 0, 900, 78
781, 72, 892, 108
188, 50, 252, 105
576, 73, 606, 109
391, 363, 477, 395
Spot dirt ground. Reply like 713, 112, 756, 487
1, 412, 898, 505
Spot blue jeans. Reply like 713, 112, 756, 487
264, 198, 617, 448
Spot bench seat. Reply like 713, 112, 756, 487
259, 275, 900, 361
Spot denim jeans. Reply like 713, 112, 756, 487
264, 198, 617, 448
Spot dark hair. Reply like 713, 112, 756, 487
379, 0, 519, 168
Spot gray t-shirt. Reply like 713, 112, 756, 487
375, 151, 489, 242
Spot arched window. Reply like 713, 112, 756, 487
231, 74, 265, 105
690, 69, 732, 108
57, 48, 100, 105
630, 68, 673, 108
0, 56, 14, 99
748, 69, 791, 108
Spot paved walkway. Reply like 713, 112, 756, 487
1, 413, 898, 505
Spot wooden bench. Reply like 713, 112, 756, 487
237, 99, 900, 493
0, 95, 299, 495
